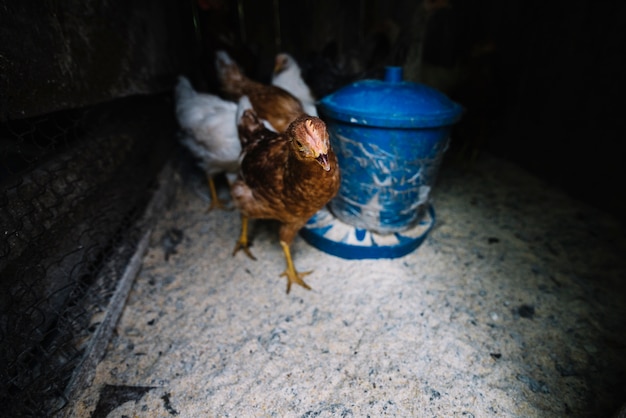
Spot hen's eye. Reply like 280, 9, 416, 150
295, 140, 303, 148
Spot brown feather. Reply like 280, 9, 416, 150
232, 112, 340, 243
216, 51, 307, 132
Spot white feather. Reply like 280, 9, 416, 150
272, 53, 318, 117
175, 76, 241, 176
236, 95, 278, 133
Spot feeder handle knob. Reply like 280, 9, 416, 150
384, 66, 403, 82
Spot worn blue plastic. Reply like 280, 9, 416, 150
300, 66, 462, 259
324, 120, 450, 233
319, 66, 464, 128
300, 205, 435, 260
319, 66, 463, 234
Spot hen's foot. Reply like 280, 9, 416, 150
206, 175, 232, 212
232, 215, 256, 260
280, 268, 312, 294
280, 240, 312, 294
207, 198, 231, 212
232, 239, 256, 260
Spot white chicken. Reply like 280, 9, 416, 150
271, 53, 318, 117
175, 76, 240, 211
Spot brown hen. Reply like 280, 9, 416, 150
215, 50, 307, 133
230, 100, 340, 293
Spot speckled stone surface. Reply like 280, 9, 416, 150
66, 154, 626, 417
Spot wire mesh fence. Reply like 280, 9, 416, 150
0, 94, 175, 417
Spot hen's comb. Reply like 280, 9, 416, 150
301, 118, 328, 155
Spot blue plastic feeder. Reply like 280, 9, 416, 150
300, 66, 463, 259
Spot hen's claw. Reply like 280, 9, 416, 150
280, 240, 312, 294
233, 215, 256, 260
281, 268, 312, 294
207, 198, 231, 212
207, 175, 232, 212
232, 240, 257, 260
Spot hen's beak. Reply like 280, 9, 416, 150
316, 153, 330, 171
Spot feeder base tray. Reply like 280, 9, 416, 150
300, 205, 435, 260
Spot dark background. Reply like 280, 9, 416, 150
2, 0, 625, 221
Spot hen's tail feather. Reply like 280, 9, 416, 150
215, 50, 235, 67
236, 95, 278, 136
238, 109, 265, 147
237, 95, 272, 148
236, 96, 260, 145
175, 76, 195, 103
215, 50, 244, 96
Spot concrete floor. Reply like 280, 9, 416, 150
66, 153, 626, 417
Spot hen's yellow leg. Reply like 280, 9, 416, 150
279, 240, 312, 294
232, 215, 256, 260
207, 174, 230, 211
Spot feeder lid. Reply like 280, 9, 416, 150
319, 66, 464, 128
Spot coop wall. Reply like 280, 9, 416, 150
0, 1, 194, 416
